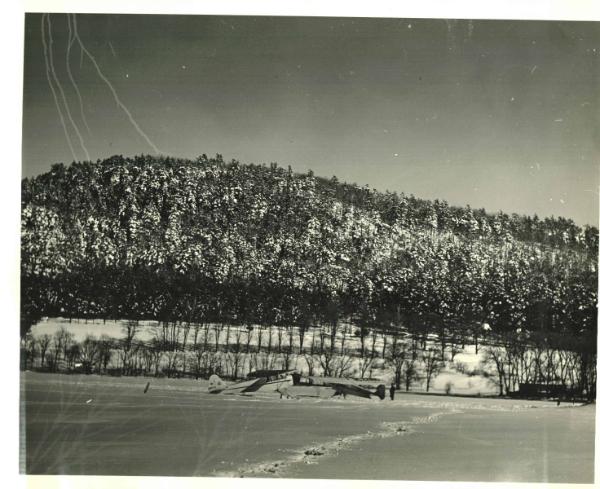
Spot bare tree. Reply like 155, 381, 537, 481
381, 329, 388, 359
331, 353, 353, 378
138, 345, 154, 375
180, 321, 191, 374
154, 321, 182, 377
191, 343, 205, 378
266, 327, 274, 354
387, 334, 407, 389
224, 348, 245, 379
245, 326, 254, 353
233, 327, 244, 354
338, 324, 349, 354
247, 352, 259, 374
484, 346, 509, 396
358, 351, 375, 380
309, 328, 317, 355
121, 320, 140, 375
331, 324, 353, 377
356, 325, 369, 358
312, 333, 336, 376
203, 350, 223, 376
202, 322, 211, 350
65, 343, 80, 369
297, 323, 309, 353
50, 327, 72, 371
279, 346, 294, 372
213, 323, 224, 351
403, 338, 420, 391
148, 338, 164, 376
224, 323, 232, 349
97, 334, 113, 373
404, 359, 418, 392
191, 323, 202, 351
285, 324, 295, 353
60, 329, 75, 365
276, 326, 284, 353
257, 352, 276, 371
21, 333, 36, 370
304, 353, 316, 376
255, 324, 266, 352
422, 347, 444, 392
315, 351, 336, 377
38, 333, 51, 368
79, 335, 99, 373
450, 334, 461, 361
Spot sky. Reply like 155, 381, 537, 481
22, 14, 599, 225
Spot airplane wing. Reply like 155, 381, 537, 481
239, 377, 268, 393
247, 369, 295, 380
223, 377, 267, 394
307, 376, 385, 400
330, 383, 373, 399
308, 376, 356, 386
208, 375, 267, 394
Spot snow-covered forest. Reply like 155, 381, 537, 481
20, 155, 598, 397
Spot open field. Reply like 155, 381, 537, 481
21, 372, 595, 482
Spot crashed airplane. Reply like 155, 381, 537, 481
208, 369, 293, 394
208, 371, 386, 400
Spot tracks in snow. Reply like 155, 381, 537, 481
213, 409, 463, 478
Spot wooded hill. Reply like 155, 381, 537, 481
21, 154, 598, 360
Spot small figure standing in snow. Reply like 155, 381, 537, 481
390, 384, 396, 400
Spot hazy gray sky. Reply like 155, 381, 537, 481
22, 14, 599, 224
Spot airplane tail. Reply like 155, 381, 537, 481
374, 384, 386, 400
208, 374, 226, 393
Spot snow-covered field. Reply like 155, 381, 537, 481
22, 372, 594, 482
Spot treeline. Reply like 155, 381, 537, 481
21, 155, 598, 395
483, 330, 597, 398
21, 320, 594, 398
315, 175, 599, 254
